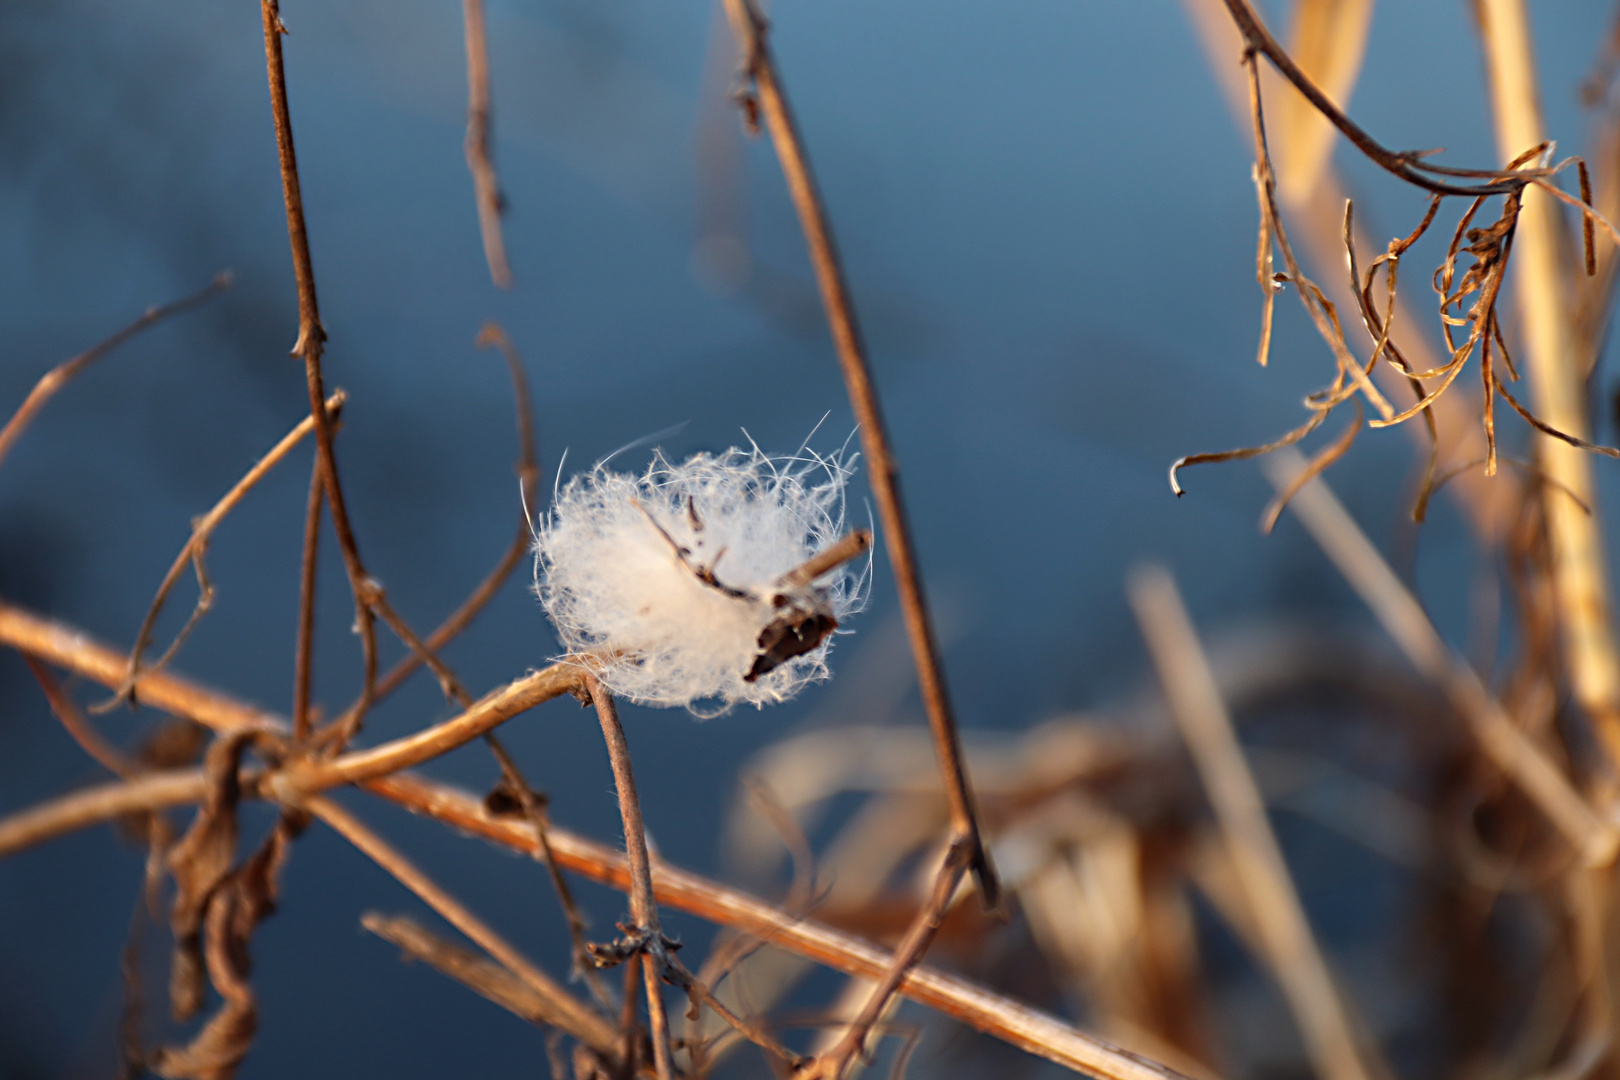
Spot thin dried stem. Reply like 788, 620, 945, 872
111, 391, 345, 708
586, 675, 675, 1080
364, 913, 586, 1035
0, 760, 1202, 1080
1130, 565, 1382, 1080
0, 274, 229, 475
366, 585, 475, 708
24, 656, 138, 777
277, 662, 585, 796
778, 529, 873, 591
802, 839, 972, 1080
1259, 399, 1361, 535
1261, 450, 1619, 865
0, 768, 218, 858
462, 0, 511, 288
721, 0, 997, 909
303, 795, 622, 1062
260, 0, 378, 747
484, 735, 613, 1009
1219, 0, 1551, 196
292, 459, 323, 742
370, 323, 538, 704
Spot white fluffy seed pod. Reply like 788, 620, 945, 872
535, 442, 868, 716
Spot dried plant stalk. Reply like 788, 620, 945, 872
721, 0, 996, 906
1131, 565, 1381, 1080
585, 676, 675, 1080
260, 0, 379, 744
1474, 0, 1620, 763
0, 275, 229, 475
0, 599, 1199, 1080
1261, 449, 1618, 865
461, 0, 511, 288
303, 795, 623, 1063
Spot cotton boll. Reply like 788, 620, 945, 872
535, 443, 866, 715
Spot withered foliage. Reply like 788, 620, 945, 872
1172, 1, 1620, 530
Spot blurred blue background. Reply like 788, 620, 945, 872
0, 0, 1616, 1075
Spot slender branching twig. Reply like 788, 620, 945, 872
24, 656, 138, 777
586, 675, 676, 1080
108, 391, 345, 710
304, 795, 623, 1063
0, 274, 230, 475
801, 839, 972, 1080
461, 0, 511, 288
370, 323, 538, 704
719, 0, 998, 910
259, 0, 379, 747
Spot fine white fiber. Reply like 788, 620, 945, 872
535, 440, 868, 716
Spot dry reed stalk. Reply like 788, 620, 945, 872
0, 274, 230, 475
361, 913, 594, 1042
301, 795, 624, 1065
720, 0, 997, 907
260, 0, 379, 746
461, 0, 510, 288
1473, 0, 1620, 764
1130, 565, 1382, 1080
1261, 449, 1618, 865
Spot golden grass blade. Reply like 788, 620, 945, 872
1277, 0, 1375, 203
1475, 0, 1620, 764
1130, 565, 1383, 1080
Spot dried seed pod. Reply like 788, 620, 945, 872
535, 440, 867, 716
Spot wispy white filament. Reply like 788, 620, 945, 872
535, 441, 866, 716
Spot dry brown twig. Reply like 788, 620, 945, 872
324, 322, 539, 733
0, 600, 1200, 1080
720, 0, 997, 909
302, 794, 626, 1069
260, 0, 379, 748
0, 274, 231, 477
585, 675, 677, 1080
103, 391, 346, 711
461, 0, 512, 288
798, 839, 972, 1080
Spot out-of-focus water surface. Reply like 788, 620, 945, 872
0, 1, 1615, 1075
